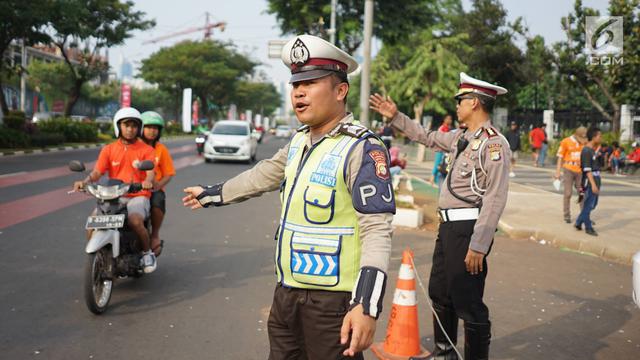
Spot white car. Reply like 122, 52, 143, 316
204, 120, 258, 163
275, 125, 292, 138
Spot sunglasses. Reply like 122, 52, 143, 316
456, 96, 475, 105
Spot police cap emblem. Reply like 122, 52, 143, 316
290, 39, 310, 66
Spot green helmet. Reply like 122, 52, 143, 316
141, 111, 164, 128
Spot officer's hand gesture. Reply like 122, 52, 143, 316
182, 186, 205, 210
340, 303, 376, 356
369, 93, 398, 120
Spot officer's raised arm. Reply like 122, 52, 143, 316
182, 144, 288, 209
369, 93, 457, 152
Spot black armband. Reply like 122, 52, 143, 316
196, 183, 225, 208
349, 266, 387, 319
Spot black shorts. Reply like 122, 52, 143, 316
150, 190, 166, 213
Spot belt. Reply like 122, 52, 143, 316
437, 208, 480, 223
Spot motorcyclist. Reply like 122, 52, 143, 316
140, 111, 176, 256
73, 107, 158, 273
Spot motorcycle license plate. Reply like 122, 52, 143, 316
85, 214, 125, 229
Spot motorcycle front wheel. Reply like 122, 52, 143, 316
84, 247, 114, 314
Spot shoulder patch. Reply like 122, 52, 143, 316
338, 123, 370, 138
352, 141, 396, 214
485, 127, 498, 138
488, 143, 502, 161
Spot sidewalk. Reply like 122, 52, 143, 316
400, 144, 640, 264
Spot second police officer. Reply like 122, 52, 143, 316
370, 73, 511, 360
183, 34, 395, 359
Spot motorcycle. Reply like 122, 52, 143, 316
195, 133, 207, 156
69, 159, 155, 314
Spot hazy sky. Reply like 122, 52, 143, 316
110, 0, 609, 85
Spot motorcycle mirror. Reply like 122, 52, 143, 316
68, 160, 86, 172
137, 160, 155, 171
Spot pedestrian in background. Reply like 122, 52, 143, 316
575, 127, 603, 236
529, 124, 546, 167
555, 126, 587, 223
505, 121, 521, 177
183, 34, 394, 359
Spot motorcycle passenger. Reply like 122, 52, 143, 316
140, 111, 176, 257
73, 107, 158, 273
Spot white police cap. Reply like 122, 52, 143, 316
455, 72, 508, 99
281, 34, 359, 83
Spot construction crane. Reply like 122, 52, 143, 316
142, 12, 226, 45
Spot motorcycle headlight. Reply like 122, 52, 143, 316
95, 184, 129, 200
195, 137, 206, 144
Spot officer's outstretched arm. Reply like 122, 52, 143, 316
388, 111, 457, 152
186, 145, 289, 208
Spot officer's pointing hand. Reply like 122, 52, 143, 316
340, 304, 376, 357
369, 93, 398, 120
182, 186, 205, 210
464, 249, 485, 275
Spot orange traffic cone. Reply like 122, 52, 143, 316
371, 249, 430, 360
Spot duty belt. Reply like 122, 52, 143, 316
437, 207, 480, 223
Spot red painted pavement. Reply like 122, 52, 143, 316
0, 154, 203, 230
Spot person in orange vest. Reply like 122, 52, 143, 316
554, 127, 587, 223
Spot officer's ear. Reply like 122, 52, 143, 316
336, 82, 349, 104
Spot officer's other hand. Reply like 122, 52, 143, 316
369, 93, 398, 119
142, 180, 153, 190
464, 249, 485, 275
340, 304, 376, 357
182, 186, 205, 210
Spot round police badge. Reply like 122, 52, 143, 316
290, 38, 310, 66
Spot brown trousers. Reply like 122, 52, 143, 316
267, 285, 362, 360
563, 168, 583, 219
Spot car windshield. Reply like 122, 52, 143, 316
212, 124, 248, 136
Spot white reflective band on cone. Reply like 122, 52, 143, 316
398, 264, 415, 280
392, 289, 417, 306
633, 251, 640, 308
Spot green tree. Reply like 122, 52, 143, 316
372, 30, 469, 122
450, 0, 526, 107
139, 40, 256, 125
234, 81, 282, 117
27, 60, 75, 107
266, 0, 440, 53
48, 0, 154, 116
130, 87, 176, 119
0, 0, 49, 115
553, 0, 639, 132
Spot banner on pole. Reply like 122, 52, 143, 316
120, 84, 131, 108
182, 88, 192, 133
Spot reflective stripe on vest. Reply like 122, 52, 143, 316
276, 131, 363, 291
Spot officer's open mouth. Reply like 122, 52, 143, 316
295, 102, 309, 112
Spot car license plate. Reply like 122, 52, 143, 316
85, 214, 125, 229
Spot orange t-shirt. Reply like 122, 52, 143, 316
95, 139, 155, 197
556, 136, 583, 173
152, 142, 176, 187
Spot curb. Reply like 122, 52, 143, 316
0, 143, 104, 157
403, 167, 633, 266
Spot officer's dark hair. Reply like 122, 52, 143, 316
587, 127, 601, 141
330, 72, 349, 104
470, 93, 495, 114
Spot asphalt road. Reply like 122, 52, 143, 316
0, 135, 638, 359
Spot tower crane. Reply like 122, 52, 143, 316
142, 12, 226, 45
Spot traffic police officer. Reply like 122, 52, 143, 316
369, 73, 510, 360
183, 34, 395, 360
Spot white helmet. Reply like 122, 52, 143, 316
113, 107, 142, 138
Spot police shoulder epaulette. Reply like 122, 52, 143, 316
338, 123, 370, 138
296, 124, 310, 132
485, 127, 498, 138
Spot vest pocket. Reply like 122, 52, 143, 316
303, 186, 336, 225
290, 232, 341, 287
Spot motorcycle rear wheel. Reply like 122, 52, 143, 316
84, 247, 113, 314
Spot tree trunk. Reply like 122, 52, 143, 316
0, 77, 9, 116
64, 79, 83, 116
413, 101, 426, 162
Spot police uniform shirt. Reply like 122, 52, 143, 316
219, 113, 393, 273
390, 111, 510, 254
